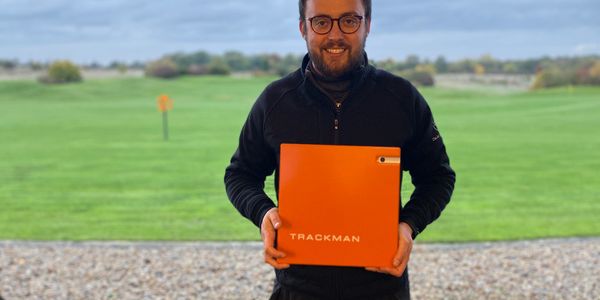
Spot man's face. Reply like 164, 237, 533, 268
300, 0, 371, 78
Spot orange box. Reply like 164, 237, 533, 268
277, 143, 401, 268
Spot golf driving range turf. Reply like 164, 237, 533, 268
0, 76, 598, 242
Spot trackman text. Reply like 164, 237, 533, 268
289, 233, 360, 243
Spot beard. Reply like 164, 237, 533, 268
307, 37, 366, 79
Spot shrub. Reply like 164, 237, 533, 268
589, 61, 600, 78
473, 63, 486, 75
0, 59, 17, 70
589, 61, 600, 85
38, 60, 82, 84
207, 57, 231, 75
434, 56, 448, 73
531, 68, 576, 89
29, 61, 44, 71
117, 64, 128, 74
575, 61, 600, 85
145, 58, 179, 79
502, 63, 518, 74
187, 64, 209, 75
415, 64, 437, 75
399, 69, 435, 86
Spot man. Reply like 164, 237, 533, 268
224, 0, 456, 298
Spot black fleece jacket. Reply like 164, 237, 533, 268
224, 53, 455, 297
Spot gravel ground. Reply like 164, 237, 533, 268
0, 238, 598, 300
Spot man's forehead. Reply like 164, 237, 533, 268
305, 0, 365, 17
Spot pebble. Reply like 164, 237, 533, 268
0, 238, 598, 299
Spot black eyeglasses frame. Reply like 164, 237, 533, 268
305, 15, 364, 35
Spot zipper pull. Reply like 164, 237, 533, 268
335, 100, 342, 111
334, 119, 339, 130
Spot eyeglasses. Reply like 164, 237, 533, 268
306, 15, 364, 35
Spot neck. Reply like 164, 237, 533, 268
306, 57, 367, 102
309, 55, 365, 82
309, 62, 346, 82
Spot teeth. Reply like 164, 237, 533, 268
326, 48, 345, 54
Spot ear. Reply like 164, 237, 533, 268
365, 18, 371, 36
299, 20, 307, 40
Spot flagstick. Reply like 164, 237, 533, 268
163, 111, 169, 141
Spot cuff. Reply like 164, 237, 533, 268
399, 218, 420, 240
256, 203, 276, 229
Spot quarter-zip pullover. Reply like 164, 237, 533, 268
224, 53, 456, 299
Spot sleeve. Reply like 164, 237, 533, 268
224, 91, 278, 229
399, 85, 456, 239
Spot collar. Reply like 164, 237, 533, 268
300, 52, 373, 110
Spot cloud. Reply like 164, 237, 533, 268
366, 27, 599, 61
0, 0, 598, 62
573, 43, 600, 55
0, 0, 299, 43
371, 0, 600, 32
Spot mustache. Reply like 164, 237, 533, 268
322, 40, 351, 49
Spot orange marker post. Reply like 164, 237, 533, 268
157, 94, 174, 141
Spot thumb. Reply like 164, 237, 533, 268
269, 209, 282, 229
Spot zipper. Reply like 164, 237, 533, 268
333, 100, 342, 144
333, 100, 344, 297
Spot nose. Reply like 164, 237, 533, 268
327, 20, 344, 40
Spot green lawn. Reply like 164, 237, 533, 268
0, 76, 598, 242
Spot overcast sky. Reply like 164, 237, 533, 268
1, 0, 599, 64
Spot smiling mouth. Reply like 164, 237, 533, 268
325, 48, 346, 54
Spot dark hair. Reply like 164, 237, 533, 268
298, 0, 372, 21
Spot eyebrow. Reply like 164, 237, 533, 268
310, 12, 361, 18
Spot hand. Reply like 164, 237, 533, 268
260, 207, 290, 270
365, 222, 413, 277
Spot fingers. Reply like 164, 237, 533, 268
260, 208, 289, 269
365, 267, 383, 273
393, 247, 403, 267
366, 243, 412, 277
260, 208, 279, 248
365, 266, 404, 277
394, 228, 413, 267
386, 266, 404, 277
396, 260, 408, 277
261, 222, 274, 243
265, 245, 286, 259
262, 235, 290, 269
393, 243, 412, 267
264, 249, 290, 269
265, 259, 290, 269
262, 228, 289, 269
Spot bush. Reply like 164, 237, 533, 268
415, 64, 437, 75
473, 63, 486, 75
38, 60, 82, 84
588, 61, 600, 85
145, 58, 179, 79
589, 61, 600, 78
207, 57, 231, 75
531, 68, 576, 89
117, 64, 128, 74
0, 59, 17, 70
575, 61, 600, 85
399, 69, 435, 86
29, 61, 45, 71
187, 64, 209, 75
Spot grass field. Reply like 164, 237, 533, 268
0, 76, 599, 242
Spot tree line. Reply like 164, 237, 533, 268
143, 51, 600, 88
2, 51, 599, 89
